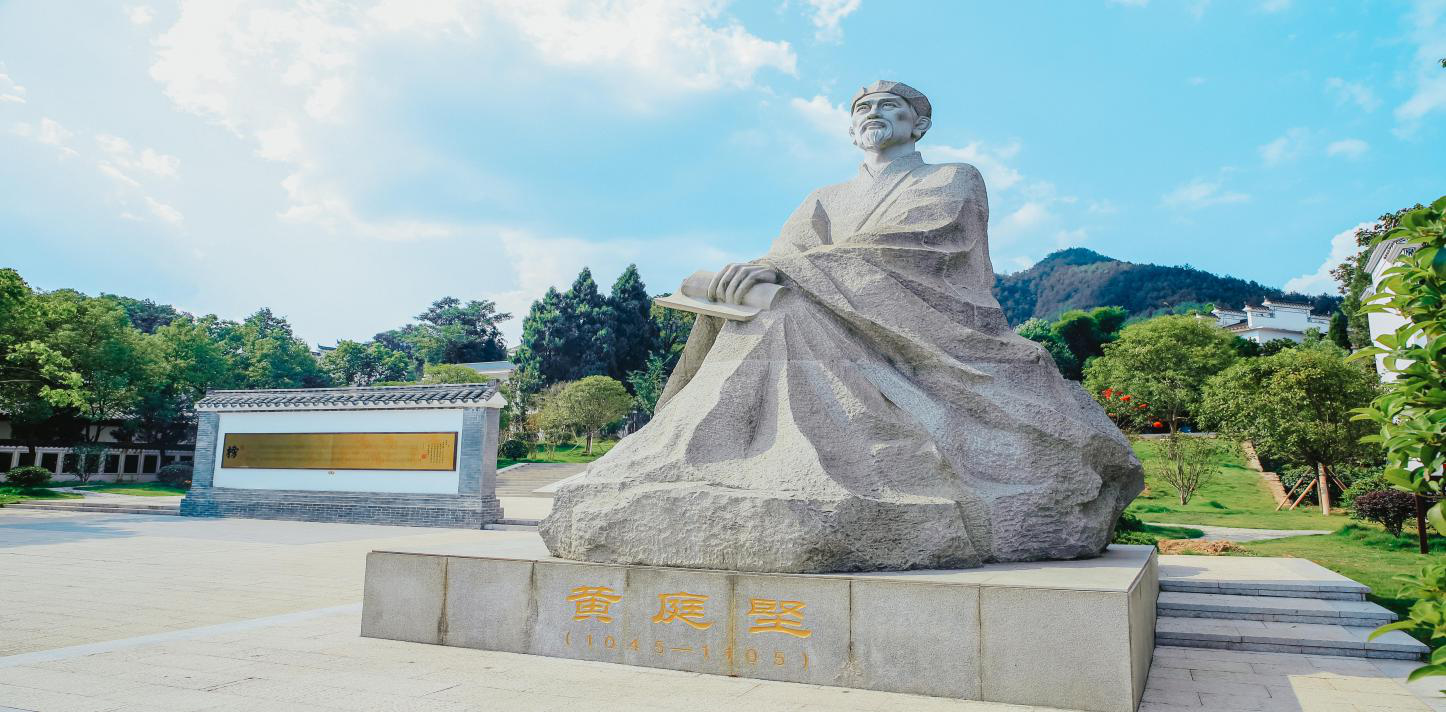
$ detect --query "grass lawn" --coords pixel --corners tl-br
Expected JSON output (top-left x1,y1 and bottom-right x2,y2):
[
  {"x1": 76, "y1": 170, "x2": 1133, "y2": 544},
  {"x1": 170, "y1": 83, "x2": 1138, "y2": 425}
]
[
  {"x1": 72, "y1": 482, "x2": 188, "y2": 496},
  {"x1": 1235, "y1": 524, "x2": 1445, "y2": 624},
  {"x1": 499, "y1": 439, "x2": 618, "y2": 469},
  {"x1": 1114, "y1": 520, "x2": 1205, "y2": 546},
  {"x1": 1126, "y1": 437, "x2": 1341, "y2": 530},
  {"x1": 0, "y1": 486, "x2": 83, "y2": 506}
]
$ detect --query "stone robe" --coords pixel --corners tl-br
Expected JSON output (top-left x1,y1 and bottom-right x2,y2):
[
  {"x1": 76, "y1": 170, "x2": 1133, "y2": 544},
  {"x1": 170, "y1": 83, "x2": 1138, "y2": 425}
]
[{"x1": 540, "y1": 152, "x2": 1143, "y2": 573}]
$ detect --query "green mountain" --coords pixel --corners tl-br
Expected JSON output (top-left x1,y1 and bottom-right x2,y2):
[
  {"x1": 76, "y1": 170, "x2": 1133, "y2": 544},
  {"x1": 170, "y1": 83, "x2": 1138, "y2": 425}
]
[{"x1": 993, "y1": 248, "x2": 1342, "y2": 326}]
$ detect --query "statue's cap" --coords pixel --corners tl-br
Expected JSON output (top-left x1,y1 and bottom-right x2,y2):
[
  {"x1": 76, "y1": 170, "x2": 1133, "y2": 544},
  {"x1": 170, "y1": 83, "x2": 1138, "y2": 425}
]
[{"x1": 851, "y1": 80, "x2": 931, "y2": 119}]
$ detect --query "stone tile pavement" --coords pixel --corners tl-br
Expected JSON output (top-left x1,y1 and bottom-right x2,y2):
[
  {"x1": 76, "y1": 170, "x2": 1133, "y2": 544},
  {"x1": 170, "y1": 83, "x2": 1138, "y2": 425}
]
[{"x1": 0, "y1": 508, "x2": 1440, "y2": 711}]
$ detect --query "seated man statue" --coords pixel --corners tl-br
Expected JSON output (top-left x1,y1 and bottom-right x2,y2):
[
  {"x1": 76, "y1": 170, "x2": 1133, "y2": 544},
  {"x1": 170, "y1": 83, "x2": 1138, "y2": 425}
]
[{"x1": 541, "y1": 80, "x2": 1143, "y2": 574}]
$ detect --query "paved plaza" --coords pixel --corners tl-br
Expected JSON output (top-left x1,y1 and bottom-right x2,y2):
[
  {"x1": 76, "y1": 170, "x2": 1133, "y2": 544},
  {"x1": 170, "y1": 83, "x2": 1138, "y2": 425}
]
[{"x1": 1, "y1": 508, "x2": 1442, "y2": 711}]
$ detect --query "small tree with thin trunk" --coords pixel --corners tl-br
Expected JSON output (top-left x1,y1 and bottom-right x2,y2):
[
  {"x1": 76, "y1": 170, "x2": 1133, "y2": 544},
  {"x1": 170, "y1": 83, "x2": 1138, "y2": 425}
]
[
  {"x1": 1198, "y1": 342, "x2": 1378, "y2": 515},
  {"x1": 1148, "y1": 433, "x2": 1231, "y2": 505},
  {"x1": 540, "y1": 376, "x2": 632, "y2": 455}
]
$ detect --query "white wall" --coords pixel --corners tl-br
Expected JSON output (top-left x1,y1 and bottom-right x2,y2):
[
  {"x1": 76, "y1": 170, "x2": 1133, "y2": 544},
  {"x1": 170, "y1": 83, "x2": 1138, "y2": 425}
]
[{"x1": 212, "y1": 409, "x2": 464, "y2": 494}]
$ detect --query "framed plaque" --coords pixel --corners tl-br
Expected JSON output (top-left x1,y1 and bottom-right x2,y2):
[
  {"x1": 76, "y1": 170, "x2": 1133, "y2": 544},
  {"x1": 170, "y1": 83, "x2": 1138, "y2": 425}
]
[{"x1": 219, "y1": 432, "x2": 458, "y2": 471}]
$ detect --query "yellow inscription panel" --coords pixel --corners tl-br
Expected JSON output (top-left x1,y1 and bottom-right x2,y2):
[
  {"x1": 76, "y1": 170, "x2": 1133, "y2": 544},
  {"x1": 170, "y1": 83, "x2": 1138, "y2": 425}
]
[{"x1": 220, "y1": 432, "x2": 457, "y2": 471}]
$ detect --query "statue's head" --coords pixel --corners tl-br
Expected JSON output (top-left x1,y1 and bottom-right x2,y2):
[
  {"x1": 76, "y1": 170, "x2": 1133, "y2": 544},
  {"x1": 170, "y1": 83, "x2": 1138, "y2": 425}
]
[{"x1": 849, "y1": 80, "x2": 932, "y2": 153}]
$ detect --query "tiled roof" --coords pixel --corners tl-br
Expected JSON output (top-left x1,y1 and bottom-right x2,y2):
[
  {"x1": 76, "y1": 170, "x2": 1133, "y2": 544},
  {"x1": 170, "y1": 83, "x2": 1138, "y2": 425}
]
[{"x1": 197, "y1": 383, "x2": 500, "y2": 411}]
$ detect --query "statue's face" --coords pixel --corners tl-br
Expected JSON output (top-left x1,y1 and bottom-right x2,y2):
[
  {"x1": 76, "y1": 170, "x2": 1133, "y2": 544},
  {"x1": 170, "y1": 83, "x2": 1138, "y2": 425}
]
[{"x1": 849, "y1": 92, "x2": 927, "y2": 151}]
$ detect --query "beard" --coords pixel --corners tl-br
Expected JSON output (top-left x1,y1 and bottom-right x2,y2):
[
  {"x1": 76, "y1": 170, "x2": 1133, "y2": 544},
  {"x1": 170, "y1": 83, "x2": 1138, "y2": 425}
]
[{"x1": 855, "y1": 123, "x2": 892, "y2": 150}]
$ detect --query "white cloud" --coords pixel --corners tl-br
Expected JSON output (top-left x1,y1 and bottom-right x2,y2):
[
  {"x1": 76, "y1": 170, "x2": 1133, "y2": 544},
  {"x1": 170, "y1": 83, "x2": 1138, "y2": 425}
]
[
  {"x1": 1186, "y1": 76, "x2": 1207, "y2": 86},
  {"x1": 0, "y1": 72, "x2": 26, "y2": 104},
  {"x1": 14, "y1": 117, "x2": 79, "y2": 158},
  {"x1": 1395, "y1": 0, "x2": 1446, "y2": 133},
  {"x1": 1325, "y1": 138, "x2": 1369, "y2": 159},
  {"x1": 1259, "y1": 0, "x2": 1291, "y2": 12},
  {"x1": 790, "y1": 94, "x2": 849, "y2": 142},
  {"x1": 804, "y1": 0, "x2": 861, "y2": 42},
  {"x1": 126, "y1": 5, "x2": 154, "y2": 25},
  {"x1": 147, "y1": 0, "x2": 797, "y2": 241},
  {"x1": 1259, "y1": 127, "x2": 1308, "y2": 166},
  {"x1": 495, "y1": 1, "x2": 796, "y2": 92},
  {"x1": 1324, "y1": 77, "x2": 1380, "y2": 112},
  {"x1": 1284, "y1": 222, "x2": 1374, "y2": 294},
  {"x1": 145, "y1": 196, "x2": 185, "y2": 225},
  {"x1": 924, "y1": 140, "x2": 1023, "y2": 193},
  {"x1": 95, "y1": 134, "x2": 180, "y2": 177},
  {"x1": 1161, "y1": 178, "x2": 1248, "y2": 209},
  {"x1": 97, "y1": 162, "x2": 141, "y2": 188}
]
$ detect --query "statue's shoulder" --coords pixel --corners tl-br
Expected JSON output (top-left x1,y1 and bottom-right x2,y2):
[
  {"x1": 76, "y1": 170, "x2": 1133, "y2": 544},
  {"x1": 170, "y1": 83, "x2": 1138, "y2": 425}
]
[{"x1": 918, "y1": 160, "x2": 985, "y2": 189}]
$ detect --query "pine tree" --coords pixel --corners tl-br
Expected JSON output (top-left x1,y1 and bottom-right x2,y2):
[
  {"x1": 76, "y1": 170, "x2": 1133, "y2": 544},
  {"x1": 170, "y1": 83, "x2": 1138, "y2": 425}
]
[
  {"x1": 1328, "y1": 311, "x2": 1351, "y2": 350},
  {"x1": 607, "y1": 264, "x2": 658, "y2": 386},
  {"x1": 516, "y1": 287, "x2": 567, "y2": 387},
  {"x1": 559, "y1": 268, "x2": 612, "y2": 381}
]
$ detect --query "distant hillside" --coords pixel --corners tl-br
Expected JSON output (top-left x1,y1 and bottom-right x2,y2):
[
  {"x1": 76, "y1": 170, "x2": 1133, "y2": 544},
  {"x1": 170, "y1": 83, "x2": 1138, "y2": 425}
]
[{"x1": 993, "y1": 248, "x2": 1341, "y2": 326}]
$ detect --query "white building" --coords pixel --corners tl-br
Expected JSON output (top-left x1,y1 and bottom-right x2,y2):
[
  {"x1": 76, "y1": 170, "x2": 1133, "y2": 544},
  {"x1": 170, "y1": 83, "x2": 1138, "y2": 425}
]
[
  {"x1": 1362, "y1": 237, "x2": 1417, "y2": 381},
  {"x1": 1211, "y1": 300, "x2": 1331, "y2": 344}
]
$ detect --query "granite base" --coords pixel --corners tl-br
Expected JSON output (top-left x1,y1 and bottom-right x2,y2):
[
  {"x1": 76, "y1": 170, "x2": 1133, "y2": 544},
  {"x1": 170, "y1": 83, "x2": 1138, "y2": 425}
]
[{"x1": 360, "y1": 538, "x2": 1157, "y2": 712}]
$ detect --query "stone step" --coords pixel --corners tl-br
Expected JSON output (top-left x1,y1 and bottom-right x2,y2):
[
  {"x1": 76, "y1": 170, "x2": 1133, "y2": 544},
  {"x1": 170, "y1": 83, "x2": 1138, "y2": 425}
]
[
  {"x1": 7, "y1": 502, "x2": 179, "y2": 515},
  {"x1": 1160, "y1": 573, "x2": 1367, "y2": 601},
  {"x1": 483, "y1": 523, "x2": 540, "y2": 531},
  {"x1": 1158, "y1": 591, "x2": 1395, "y2": 627},
  {"x1": 1155, "y1": 615, "x2": 1426, "y2": 660}
]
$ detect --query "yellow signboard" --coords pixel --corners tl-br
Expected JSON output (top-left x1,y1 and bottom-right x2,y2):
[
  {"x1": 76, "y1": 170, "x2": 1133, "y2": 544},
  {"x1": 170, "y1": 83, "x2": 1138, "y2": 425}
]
[{"x1": 219, "y1": 432, "x2": 457, "y2": 471}]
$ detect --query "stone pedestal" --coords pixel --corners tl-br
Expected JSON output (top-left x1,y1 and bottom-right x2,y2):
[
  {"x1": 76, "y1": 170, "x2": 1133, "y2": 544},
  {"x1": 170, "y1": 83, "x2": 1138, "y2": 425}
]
[{"x1": 361, "y1": 537, "x2": 1157, "y2": 712}]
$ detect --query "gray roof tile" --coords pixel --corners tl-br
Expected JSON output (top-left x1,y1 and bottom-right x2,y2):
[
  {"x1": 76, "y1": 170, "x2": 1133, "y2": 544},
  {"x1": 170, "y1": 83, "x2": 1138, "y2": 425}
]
[{"x1": 197, "y1": 383, "x2": 499, "y2": 411}]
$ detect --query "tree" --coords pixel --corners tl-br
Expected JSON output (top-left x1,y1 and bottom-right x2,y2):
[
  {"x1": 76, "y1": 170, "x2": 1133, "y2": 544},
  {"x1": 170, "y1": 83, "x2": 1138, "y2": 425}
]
[
  {"x1": 1352, "y1": 196, "x2": 1446, "y2": 541},
  {"x1": 1149, "y1": 434, "x2": 1232, "y2": 505},
  {"x1": 1332, "y1": 204, "x2": 1425, "y2": 351},
  {"x1": 517, "y1": 269, "x2": 618, "y2": 390},
  {"x1": 1083, "y1": 315, "x2": 1239, "y2": 433},
  {"x1": 1328, "y1": 311, "x2": 1351, "y2": 349},
  {"x1": 38, "y1": 291, "x2": 150, "y2": 443},
  {"x1": 1198, "y1": 343, "x2": 1379, "y2": 514},
  {"x1": 106, "y1": 295, "x2": 184, "y2": 334},
  {"x1": 651, "y1": 302, "x2": 696, "y2": 372},
  {"x1": 121, "y1": 318, "x2": 234, "y2": 461},
  {"x1": 0, "y1": 270, "x2": 83, "y2": 453},
  {"x1": 410, "y1": 297, "x2": 511, "y2": 364},
  {"x1": 1015, "y1": 307, "x2": 1125, "y2": 380},
  {"x1": 607, "y1": 264, "x2": 658, "y2": 385},
  {"x1": 420, "y1": 363, "x2": 491, "y2": 384},
  {"x1": 627, "y1": 354, "x2": 668, "y2": 415},
  {"x1": 218, "y1": 309, "x2": 329, "y2": 389},
  {"x1": 322, "y1": 340, "x2": 413, "y2": 386},
  {"x1": 540, "y1": 376, "x2": 632, "y2": 454}
]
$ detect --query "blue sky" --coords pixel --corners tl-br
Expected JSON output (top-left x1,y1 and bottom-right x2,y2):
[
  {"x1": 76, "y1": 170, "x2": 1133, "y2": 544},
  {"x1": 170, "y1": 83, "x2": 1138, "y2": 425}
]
[{"x1": 1, "y1": 0, "x2": 1442, "y2": 346}]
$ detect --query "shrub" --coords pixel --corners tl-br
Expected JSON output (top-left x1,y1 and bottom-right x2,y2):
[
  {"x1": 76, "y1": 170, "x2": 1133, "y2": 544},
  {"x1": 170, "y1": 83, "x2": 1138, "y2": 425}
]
[
  {"x1": 499, "y1": 439, "x2": 530, "y2": 460},
  {"x1": 1350, "y1": 489, "x2": 1417, "y2": 537},
  {"x1": 156, "y1": 463, "x2": 192, "y2": 487},
  {"x1": 1342, "y1": 472, "x2": 1389, "y2": 508},
  {"x1": 4, "y1": 466, "x2": 51, "y2": 488}
]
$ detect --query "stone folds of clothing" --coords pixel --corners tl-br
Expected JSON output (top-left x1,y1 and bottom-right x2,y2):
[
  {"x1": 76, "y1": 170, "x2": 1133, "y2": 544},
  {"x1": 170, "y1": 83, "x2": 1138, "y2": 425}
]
[{"x1": 540, "y1": 152, "x2": 1143, "y2": 573}]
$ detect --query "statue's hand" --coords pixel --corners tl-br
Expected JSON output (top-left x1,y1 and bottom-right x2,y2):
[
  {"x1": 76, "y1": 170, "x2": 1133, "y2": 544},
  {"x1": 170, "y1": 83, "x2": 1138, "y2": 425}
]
[{"x1": 708, "y1": 262, "x2": 779, "y2": 305}]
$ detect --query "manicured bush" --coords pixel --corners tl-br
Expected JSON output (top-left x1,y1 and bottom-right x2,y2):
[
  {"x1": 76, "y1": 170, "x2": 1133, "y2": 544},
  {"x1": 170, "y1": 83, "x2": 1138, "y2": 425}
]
[
  {"x1": 156, "y1": 463, "x2": 193, "y2": 487},
  {"x1": 1351, "y1": 490, "x2": 1417, "y2": 537},
  {"x1": 1342, "y1": 472, "x2": 1389, "y2": 508},
  {"x1": 499, "y1": 439, "x2": 530, "y2": 460},
  {"x1": 4, "y1": 466, "x2": 51, "y2": 488}
]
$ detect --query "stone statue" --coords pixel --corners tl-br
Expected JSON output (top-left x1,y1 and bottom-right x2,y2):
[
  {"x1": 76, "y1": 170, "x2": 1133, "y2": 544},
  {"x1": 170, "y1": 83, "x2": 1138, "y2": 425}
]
[{"x1": 540, "y1": 81, "x2": 1143, "y2": 574}]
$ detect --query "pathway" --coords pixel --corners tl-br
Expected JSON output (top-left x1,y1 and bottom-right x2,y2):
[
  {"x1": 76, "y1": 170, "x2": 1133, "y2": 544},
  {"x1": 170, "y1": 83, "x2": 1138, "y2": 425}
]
[
  {"x1": 1147, "y1": 522, "x2": 1332, "y2": 542},
  {"x1": 0, "y1": 508, "x2": 1439, "y2": 711}
]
